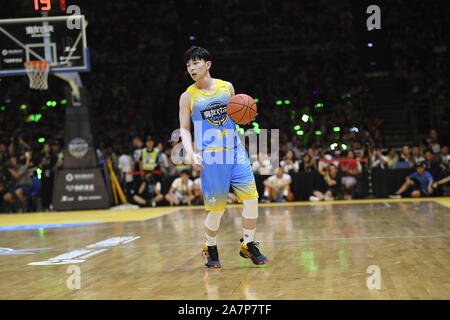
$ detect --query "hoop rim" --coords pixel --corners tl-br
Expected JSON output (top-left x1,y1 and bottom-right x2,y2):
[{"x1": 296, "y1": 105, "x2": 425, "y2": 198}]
[{"x1": 24, "y1": 60, "x2": 50, "y2": 72}]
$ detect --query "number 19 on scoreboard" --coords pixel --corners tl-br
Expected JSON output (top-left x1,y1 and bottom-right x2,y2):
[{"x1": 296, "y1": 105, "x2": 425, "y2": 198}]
[{"x1": 34, "y1": 0, "x2": 67, "y2": 12}]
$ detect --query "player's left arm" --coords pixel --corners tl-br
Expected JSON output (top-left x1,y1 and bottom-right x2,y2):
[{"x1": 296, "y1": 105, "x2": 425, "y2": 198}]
[{"x1": 226, "y1": 82, "x2": 235, "y2": 97}]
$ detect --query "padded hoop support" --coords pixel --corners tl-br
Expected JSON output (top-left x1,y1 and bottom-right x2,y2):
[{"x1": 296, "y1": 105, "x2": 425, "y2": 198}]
[{"x1": 54, "y1": 72, "x2": 83, "y2": 104}]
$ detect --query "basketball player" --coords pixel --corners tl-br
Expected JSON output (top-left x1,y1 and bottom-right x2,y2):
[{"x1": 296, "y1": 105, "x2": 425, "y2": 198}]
[{"x1": 178, "y1": 46, "x2": 268, "y2": 268}]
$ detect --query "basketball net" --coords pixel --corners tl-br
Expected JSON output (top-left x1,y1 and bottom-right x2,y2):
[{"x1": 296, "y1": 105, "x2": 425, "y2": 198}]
[{"x1": 24, "y1": 61, "x2": 50, "y2": 90}]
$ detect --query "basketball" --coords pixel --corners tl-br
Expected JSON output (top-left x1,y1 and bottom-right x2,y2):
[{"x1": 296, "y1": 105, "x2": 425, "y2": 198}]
[{"x1": 227, "y1": 94, "x2": 258, "y2": 125}]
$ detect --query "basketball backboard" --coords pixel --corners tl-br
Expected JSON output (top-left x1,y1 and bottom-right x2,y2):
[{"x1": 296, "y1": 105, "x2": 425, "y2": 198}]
[{"x1": 0, "y1": 15, "x2": 89, "y2": 77}]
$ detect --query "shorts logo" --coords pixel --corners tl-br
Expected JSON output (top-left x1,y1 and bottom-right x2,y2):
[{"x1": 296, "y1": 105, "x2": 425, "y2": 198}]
[
  {"x1": 201, "y1": 102, "x2": 228, "y2": 126},
  {"x1": 208, "y1": 197, "x2": 217, "y2": 206}
]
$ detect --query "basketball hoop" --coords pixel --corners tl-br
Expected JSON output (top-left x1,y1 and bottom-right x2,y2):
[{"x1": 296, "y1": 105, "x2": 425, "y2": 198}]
[{"x1": 24, "y1": 60, "x2": 50, "y2": 90}]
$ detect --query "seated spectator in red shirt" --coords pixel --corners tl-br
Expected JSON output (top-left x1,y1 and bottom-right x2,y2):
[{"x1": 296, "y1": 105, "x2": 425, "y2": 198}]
[{"x1": 338, "y1": 150, "x2": 361, "y2": 200}]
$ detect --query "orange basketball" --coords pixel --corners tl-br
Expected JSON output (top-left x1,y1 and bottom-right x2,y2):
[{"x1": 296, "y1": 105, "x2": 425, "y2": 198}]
[{"x1": 227, "y1": 94, "x2": 258, "y2": 125}]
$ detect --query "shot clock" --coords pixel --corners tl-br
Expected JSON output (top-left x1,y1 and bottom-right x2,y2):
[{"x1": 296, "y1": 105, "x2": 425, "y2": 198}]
[{"x1": 33, "y1": 0, "x2": 68, "y2": 12}]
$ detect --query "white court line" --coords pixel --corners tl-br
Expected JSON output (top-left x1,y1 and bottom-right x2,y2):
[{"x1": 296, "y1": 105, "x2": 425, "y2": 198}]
[
  {"x1": 23, "y1": 233, "x2": 450, "y2": 253},
  {"x1": 111, "y1": 234, "x2": 450, "y2": 249}
]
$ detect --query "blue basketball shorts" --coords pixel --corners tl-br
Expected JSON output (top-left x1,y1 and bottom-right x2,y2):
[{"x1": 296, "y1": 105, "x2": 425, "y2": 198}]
[{"x1": 199, "y1": 144, "x2": 259, "y2": 212}]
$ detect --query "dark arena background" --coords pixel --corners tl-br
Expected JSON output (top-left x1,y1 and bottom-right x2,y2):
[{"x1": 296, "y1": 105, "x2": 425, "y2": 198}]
[{"x1": 0, "y1": 0, "x2": 450, "y2": 307}]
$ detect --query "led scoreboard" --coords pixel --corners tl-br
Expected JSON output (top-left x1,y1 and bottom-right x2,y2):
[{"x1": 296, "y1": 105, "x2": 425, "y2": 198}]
[{"x1": 33, "y1": 0, "x2": 69, "y2": 12}]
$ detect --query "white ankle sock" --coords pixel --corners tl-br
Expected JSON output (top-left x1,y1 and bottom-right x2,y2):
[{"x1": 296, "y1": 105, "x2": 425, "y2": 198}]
[
  {"x1": 205, "y1": 233, "x2": 217, "y2": 246},
  {"x1": 243, "y1": 228, "x2": 256, "y2": 245}
]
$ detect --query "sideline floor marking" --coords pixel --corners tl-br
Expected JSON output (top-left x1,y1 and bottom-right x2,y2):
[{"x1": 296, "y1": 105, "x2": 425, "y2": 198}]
[{"x1": 0, "y1": 197, "x2": 448, "y2": 227}]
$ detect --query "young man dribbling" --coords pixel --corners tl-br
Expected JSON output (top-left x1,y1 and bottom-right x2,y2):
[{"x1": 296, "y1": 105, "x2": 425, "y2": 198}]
[{"x1": 178, "y1": 46, "x2": 268, "y2": 268}]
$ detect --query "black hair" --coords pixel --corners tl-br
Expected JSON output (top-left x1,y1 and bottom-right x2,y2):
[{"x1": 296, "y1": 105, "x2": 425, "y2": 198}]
[
  {"x1": 184, "y1": 46, "x2": 211, "y2": 63},
  {"x1": 180, "y1": 169, "x2": 191, "y2": 176}
]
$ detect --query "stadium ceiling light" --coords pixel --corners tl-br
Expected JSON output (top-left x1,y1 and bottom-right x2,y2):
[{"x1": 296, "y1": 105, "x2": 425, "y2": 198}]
[{"x1": 302, "y1": 114, "x2": 309, "y2": 122}]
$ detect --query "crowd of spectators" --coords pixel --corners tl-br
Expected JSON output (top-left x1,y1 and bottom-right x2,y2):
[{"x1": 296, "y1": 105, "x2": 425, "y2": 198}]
[{"x1": 1, "y1": 128, "x2": 449, "y2": 213}]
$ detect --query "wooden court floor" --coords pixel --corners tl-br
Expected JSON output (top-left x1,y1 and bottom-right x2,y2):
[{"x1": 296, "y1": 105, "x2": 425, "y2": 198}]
[{"x1": 0, "y1": 198, "x2": 450, "y2": 300}]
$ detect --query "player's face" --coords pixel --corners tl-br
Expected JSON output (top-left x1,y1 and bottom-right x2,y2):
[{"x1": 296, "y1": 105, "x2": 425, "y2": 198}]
[{"x1": 186, "y1": 59, "x2": 211, "y2": 81}]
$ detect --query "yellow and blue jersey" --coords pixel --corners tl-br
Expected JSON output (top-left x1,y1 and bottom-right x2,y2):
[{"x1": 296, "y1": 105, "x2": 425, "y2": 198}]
[
  {"x1": 187, "y1": 78, "x2": 241, "y2": 152},
  {"x1": 185, "y1": 78, "x2": 258, "y2": 212}
]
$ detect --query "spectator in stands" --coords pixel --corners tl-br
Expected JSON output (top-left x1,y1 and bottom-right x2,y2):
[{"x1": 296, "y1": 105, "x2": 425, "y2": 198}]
[
  {"x1": 0, "y1": 141, "x2": 9, "y2": 166},
  {"x1": 397, "y1": 145, "x2": 414, "y2": 168},
  {"x1": 412, "y1": 145, "x2": 424, "y2": 164},
  {"x1": 39, "y1": 143, "x2": 57, "y2": 211},
  {"x1": 432, "y1": 161, "x2": 450, "y2": 195},
  {"x1": 140, "y1": 136, "x2": 162, "y2": 174},
  {"x1": 164, "y1": 143, "x2": 177, "y2": 176},
  {"x1": 425, "y1": 129, "x2": 442, "y2": 154},
  {"x1": 309, "y1": 164, "x2": 343, "y2": 201},
  {"x1": 318, "y1": 151, "x2": 336, "y2": 175},
  {"x1": 339, "y1": 150, "x2": 362, "y2": 200},
  {"x1": 117, "y1": 145, "x2": 134, "y2": 196},
  {"x1": 423, "y1": 149, "x2": 441, "y2": 179},
  {"x1": 165, "y1": 170, "x2": 194, "y2": 206},
  {"x1": 261, "y1": 167, "x2": 293, "y2": 203},
  {"x1": 0, "y1": 163, "x2": 8, "y2": 212},
  {"x1": 386, "y1": 148, "x2": 399, "y2": 169},
  {"x1": 352, "y1": 141, "x2": 366, "y2": 159},
  {"x1": 369, "y1": 146, "x2": 388, "y2": 169},
  {"x1": 131, "y1": 172, "x2": 163, "y2": 207},
  {"x1": 50, "y1": 141, "x2": 64, "y2": 168},
  {"x1": 389, "y1": 162, "x2": 434, "y2": 198},
  {"x1": 252, "y1": 151, "x2": 273, "y2": 175},
  {"x1": 280, "y1": 150, "x2": 299, "y2": 174},
  {"x1": 24, "y1": 148, "x2": 40, "y2": 178},
  {"x1": 300, "y1": 153, "x2": 317, "y2": 172},
  {"x1": 132, "y1": 136, "x2": 144, "y2": 164},
  {"x1": 131, "y1": 136, "x2": 144, "y2": 186},
  {"x1": 156, "y1": 141, "x2": 170, "y2": 175},
  {"x1": 440, "y1": 146, "x2": 450, "y2": 166},
  {"x1": 2, "y1": 155, "x2": 32, "y2": 212}
]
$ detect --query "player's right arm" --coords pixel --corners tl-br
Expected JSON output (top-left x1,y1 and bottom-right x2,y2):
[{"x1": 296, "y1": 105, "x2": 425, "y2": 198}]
[{"x1": 179, "y1": 91, "x2": 204, "y2": 171}]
